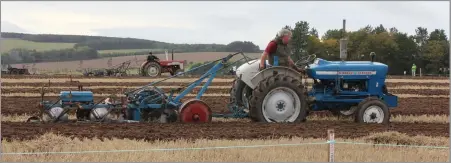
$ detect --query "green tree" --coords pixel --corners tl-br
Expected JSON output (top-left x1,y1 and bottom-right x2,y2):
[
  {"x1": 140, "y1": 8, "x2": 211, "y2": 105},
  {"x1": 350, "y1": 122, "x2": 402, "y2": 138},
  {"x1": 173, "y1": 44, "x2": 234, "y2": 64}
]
[
  {"x1": 322, "y1": 29, "x2": 342, "y2": 40},
  {"x1": 429, "y1": 29, "x2": 448, "y2": 41},
  {"x1": 309, "y1": 28, "x2": 319, "y2": 38},
  {"x1": 290, "y1": 21, "x2": 310, "y2": 61},
  {"x1": 373, "y1": 24, "x2": 387, "y2": 34}
]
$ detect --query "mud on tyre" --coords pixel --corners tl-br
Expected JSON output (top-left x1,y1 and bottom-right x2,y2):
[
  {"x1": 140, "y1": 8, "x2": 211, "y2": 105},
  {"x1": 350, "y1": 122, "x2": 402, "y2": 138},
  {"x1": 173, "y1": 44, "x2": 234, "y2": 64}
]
[{"x1": 249, "y1": 74, "x2": 307, "y2": 123}]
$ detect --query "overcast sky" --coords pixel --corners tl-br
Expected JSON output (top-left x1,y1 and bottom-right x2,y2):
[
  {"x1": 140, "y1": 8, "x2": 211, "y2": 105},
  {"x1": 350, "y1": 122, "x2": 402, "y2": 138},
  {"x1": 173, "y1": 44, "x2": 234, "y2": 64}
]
[{"x1": 1, "y1": 1, "x2": 449, "y2": 49}]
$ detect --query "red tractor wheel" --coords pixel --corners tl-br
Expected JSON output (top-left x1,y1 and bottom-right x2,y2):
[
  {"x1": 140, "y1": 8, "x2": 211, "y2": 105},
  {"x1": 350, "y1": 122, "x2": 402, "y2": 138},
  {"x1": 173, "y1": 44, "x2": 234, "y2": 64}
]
[{"x1": 179, "y1": 99, "x2": 212, "y2": 123}]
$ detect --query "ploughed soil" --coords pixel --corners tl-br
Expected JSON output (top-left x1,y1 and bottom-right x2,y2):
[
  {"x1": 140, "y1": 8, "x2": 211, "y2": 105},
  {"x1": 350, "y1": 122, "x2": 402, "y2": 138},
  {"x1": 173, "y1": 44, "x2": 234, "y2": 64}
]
[
  {"x1": 1, "y1": 74, "x2": 237, "y2": 79},
  {"x1": 3, "y1": 74, "x2": 448, "y2": 80},
  {"x1": 2, "y1": 82, "x2": 449, "y2": 88},
  {"x1": 1, "y1": 121, "x2": 448, "y2": 142},
  {"x1": 1, "y1": 82, "x2": 234, "y2": 87},
  {"x1": 2, "y1": 97, "x2": 448, "y2": 116},
  {"x1": 3, "y1": 87, "x2": 448, "y2": 95}
]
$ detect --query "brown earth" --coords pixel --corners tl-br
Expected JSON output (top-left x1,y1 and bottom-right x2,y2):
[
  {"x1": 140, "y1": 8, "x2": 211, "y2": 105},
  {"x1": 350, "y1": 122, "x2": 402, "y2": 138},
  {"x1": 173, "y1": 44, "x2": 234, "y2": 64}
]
[
  {"x1": 1, "y1": 87, "x2": 449, "y2": 96},
  {"x1": 1, "y1": 74, "x2": 237, "y2": 79},
  {"x1": 386, "y1": 83, "x2": 449, "y2": 87},
  {"x1": 1, "y1": 121, "x2": 448, "y2": 142},
  {"x1": 1, "y1": 87, "x2": 232, "y2": 95},
  {"x1": 1, "y1": 97, "x2": 448, "y2": 116},
  {"x1": 1, "y1": 82, "x2": 234, "y2": 87},
  {"x1": 3, "y1": 74, "x2": 448, "y2": 79},
  {"x1": 389, "y1": 89, "x2": 449, "y2": 95},
  {"x1": 2, "y1": 81, "x2": 449, "y2": 88}
]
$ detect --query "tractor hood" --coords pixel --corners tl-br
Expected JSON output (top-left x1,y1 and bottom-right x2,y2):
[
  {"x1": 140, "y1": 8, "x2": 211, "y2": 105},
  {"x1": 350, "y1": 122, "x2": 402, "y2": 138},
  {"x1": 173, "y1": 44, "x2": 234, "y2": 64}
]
[{"x1": 306, "y1": 58, "x2": 388, "y2": 79}]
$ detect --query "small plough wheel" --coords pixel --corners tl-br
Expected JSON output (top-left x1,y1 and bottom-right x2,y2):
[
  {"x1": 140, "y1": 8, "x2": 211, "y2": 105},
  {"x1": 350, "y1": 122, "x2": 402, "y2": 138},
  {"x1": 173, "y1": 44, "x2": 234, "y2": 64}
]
[{"x1": 179, "y1": 99, "x2": 212, "y2": 123}]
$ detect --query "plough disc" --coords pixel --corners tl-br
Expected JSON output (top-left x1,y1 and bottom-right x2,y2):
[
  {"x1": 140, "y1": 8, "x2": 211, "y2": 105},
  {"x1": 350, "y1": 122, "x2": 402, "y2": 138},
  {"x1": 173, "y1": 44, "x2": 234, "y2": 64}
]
[
  {"x1": 27, "y1": 106, "x2": 69, "y2": 123},
  {"x1": 179, "y1": 99, "x2": 212, "y2": 123},
  {"x1": 89, "y1": 107, "x2": 114, "y2": 122}
]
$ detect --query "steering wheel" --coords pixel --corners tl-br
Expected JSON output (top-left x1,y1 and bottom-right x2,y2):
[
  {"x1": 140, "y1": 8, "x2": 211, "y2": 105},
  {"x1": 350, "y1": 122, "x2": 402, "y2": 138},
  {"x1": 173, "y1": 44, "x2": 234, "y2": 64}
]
[{"x1": 294, "y1": 54, "x2": 316, "y2": 68}]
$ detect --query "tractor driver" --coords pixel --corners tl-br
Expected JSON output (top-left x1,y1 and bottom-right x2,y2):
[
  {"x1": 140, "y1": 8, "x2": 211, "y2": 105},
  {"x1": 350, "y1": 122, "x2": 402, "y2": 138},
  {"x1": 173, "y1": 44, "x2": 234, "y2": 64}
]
[
  {"x1": 147, "y1": 52, "x2": 159, "y2": 62},
  {"x1": 258, "y1": 28, "x2": 303, "y2": 72}
]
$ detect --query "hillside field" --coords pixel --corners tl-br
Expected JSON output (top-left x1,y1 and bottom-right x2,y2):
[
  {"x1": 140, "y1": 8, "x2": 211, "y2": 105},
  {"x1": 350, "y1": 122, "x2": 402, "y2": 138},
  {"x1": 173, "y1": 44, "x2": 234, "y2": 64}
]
[
  {"x1": 97, "y1": 49, "x2": 164, "y2": 54},
  {"x1": 11, "y1": 52, "x2": 262, "y2": 72},
  {"x1": 0, "y1": 38, "x2": 76, "y2": 53}
]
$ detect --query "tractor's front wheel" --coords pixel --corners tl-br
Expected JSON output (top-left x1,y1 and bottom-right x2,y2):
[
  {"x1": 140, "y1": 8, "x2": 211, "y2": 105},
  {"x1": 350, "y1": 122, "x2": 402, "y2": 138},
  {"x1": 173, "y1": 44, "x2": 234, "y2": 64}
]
[
  {"x1": 249, "y1": 74, "x2": 307, "y2": 123},
  {"x1": 355, "y1": 98, "x2": 390, "y2": 124}
]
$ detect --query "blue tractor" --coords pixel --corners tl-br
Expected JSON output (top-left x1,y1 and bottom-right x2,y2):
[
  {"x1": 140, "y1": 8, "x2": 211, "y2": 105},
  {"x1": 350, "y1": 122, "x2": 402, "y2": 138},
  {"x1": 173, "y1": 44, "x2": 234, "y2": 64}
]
[
  {"x1": 230, "y1": 19, "x2": 397, "y2": 124},
  {"x1": 230, "y1": 50, "x2": 398, "y2": 124}
]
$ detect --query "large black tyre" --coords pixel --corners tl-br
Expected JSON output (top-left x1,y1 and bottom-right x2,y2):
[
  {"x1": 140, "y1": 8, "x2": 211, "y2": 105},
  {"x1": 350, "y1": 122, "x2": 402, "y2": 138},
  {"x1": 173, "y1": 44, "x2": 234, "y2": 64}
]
[
  {"x1": 354, "y1": 97, "x2": 390, "y2": 124},
  {"x1": 249, "y1": 74, "x2": 307, "y2": 123},
  {"x1": 141, "y1": 62, "x2": 161, "y2": 77},
  {"x1": 229, "y1": 78, "x2": 255, "y2": 121}
]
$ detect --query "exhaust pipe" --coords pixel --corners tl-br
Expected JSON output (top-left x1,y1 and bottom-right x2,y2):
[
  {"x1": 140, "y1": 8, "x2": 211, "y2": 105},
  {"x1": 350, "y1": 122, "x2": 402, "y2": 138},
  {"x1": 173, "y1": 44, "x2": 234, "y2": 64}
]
[{"x1": 340, "y1": 19, "x2": 348, "y2": 61}]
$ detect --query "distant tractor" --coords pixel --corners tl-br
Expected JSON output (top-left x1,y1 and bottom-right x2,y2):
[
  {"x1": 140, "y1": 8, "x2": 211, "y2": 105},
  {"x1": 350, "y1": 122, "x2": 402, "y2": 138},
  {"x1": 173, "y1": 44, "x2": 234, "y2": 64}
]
[
  {"x1": 140, "y1": 50, "x2": 186, "y2": 77},
  {"x1": 1, "y1": 64, "x2": 30, "y2": 75}
]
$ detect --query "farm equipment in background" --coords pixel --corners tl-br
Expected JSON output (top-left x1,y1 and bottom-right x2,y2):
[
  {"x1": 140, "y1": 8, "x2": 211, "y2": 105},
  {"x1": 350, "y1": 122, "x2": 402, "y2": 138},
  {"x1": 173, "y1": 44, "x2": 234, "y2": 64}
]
[
  {"x1": 1, "y1": 64, "x2": 30, "y2": 75},
  {"x1": 140, "y1": 50, "x2": 186, "y2": 77},
  {"x1": 82, "y1": 60, "x2": 132, "y2": 77},
  {"x1": 229, "y1": 19, "x2": 398, "y2": 124},
  {"x1": 27, "y1": 52, "x2": 253, "y2": 123}
]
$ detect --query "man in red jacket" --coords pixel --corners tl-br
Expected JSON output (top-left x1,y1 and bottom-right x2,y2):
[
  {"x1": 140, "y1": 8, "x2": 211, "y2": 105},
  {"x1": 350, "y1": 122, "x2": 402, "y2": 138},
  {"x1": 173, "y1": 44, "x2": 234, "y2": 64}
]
[{"x1": 259, "y1": 29, "x2": 302, "y2": 72}]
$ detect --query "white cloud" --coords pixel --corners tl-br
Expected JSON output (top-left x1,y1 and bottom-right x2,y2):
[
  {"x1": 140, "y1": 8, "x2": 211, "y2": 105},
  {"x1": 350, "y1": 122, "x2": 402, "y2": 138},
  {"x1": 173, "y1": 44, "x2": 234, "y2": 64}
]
[{"x1": 1, "y1": 1, "x2": 449, "y2": 49}]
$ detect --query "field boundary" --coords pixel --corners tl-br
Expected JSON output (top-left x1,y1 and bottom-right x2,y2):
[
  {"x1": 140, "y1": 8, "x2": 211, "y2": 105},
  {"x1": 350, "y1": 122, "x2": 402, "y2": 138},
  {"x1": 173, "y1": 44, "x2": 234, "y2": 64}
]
[{"x1": 1, "y1": 129, "x2": 448, "y2": 159}]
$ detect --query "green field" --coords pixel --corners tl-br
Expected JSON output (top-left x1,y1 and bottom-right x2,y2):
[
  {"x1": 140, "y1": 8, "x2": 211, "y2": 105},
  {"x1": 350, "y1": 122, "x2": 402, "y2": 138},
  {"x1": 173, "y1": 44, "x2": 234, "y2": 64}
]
[
  {"x1": 98, "y1": 49, "x2": 164, "y2": 54},
  {"x1": 0, "y1": 39, "x2": 75, "y2": 53}
]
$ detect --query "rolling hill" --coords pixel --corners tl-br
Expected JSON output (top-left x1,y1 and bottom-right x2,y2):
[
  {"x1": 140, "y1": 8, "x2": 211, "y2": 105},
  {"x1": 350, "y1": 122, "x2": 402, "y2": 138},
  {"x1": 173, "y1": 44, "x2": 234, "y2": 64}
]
[
  {"x1": 1, "y1": 38, "x2": 75, "y2": 53},
  {"x1": 1, "y1": 32, "x2": 261, "y2": 65}
]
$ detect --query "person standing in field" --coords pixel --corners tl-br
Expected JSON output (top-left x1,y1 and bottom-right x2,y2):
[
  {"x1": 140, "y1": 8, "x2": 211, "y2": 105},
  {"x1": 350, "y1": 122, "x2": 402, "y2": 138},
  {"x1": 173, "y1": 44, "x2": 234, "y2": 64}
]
[{"x1": 411, "y1": 63, "x2": 416, "y2": 77}]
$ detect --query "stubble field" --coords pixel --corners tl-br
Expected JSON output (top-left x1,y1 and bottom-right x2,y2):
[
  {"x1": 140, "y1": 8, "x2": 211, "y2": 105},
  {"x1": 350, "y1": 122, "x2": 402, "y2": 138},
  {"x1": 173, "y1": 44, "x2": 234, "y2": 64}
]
[{"x1": 1, "y1": 74, "x2": 449, "y2": 162}]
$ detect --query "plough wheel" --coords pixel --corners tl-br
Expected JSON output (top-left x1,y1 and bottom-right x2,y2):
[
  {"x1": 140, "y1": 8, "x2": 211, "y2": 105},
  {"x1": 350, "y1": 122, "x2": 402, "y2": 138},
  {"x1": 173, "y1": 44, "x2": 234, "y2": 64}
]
[{"x1": 179, "y1": 99, "x2": 212, "y2": 123}]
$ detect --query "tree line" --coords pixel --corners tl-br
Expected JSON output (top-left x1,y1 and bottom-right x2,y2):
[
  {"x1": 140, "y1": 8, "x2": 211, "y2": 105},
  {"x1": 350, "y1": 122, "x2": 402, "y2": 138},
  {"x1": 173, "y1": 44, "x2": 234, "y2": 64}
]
[
  {"x1": 2, "y1": 24, "x2": 449, "y2": 75},
  {"x1": 283, "y1": 22, "x2": 449, "y2": 75}
]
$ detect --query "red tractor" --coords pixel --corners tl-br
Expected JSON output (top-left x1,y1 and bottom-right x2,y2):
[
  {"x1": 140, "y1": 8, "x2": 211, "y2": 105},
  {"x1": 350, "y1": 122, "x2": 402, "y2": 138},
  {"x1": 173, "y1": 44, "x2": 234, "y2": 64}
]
[{"x1": 140, "y1": 50, "x2": 186, "y2": 77}]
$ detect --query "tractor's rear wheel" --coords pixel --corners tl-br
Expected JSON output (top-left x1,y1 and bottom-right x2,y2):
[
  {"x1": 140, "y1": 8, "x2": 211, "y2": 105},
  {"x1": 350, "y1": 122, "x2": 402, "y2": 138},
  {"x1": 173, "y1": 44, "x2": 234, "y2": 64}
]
[
  {"x1": 249, "y1": 74, "x2": 307, "y2": 123},
  {"x1": 144, "y1": 62, "x2": 161, "y2": 77},
  {"x1": 355, "y1": 98, "x2": 390, "y2": 124}
]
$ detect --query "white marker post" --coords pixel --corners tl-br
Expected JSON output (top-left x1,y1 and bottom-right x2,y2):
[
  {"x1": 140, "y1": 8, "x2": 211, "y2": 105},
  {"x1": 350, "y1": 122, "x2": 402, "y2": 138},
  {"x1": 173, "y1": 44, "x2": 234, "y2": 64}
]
[{"x1": 328, "y1": 129, "x2": 335, "y2": 162}]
